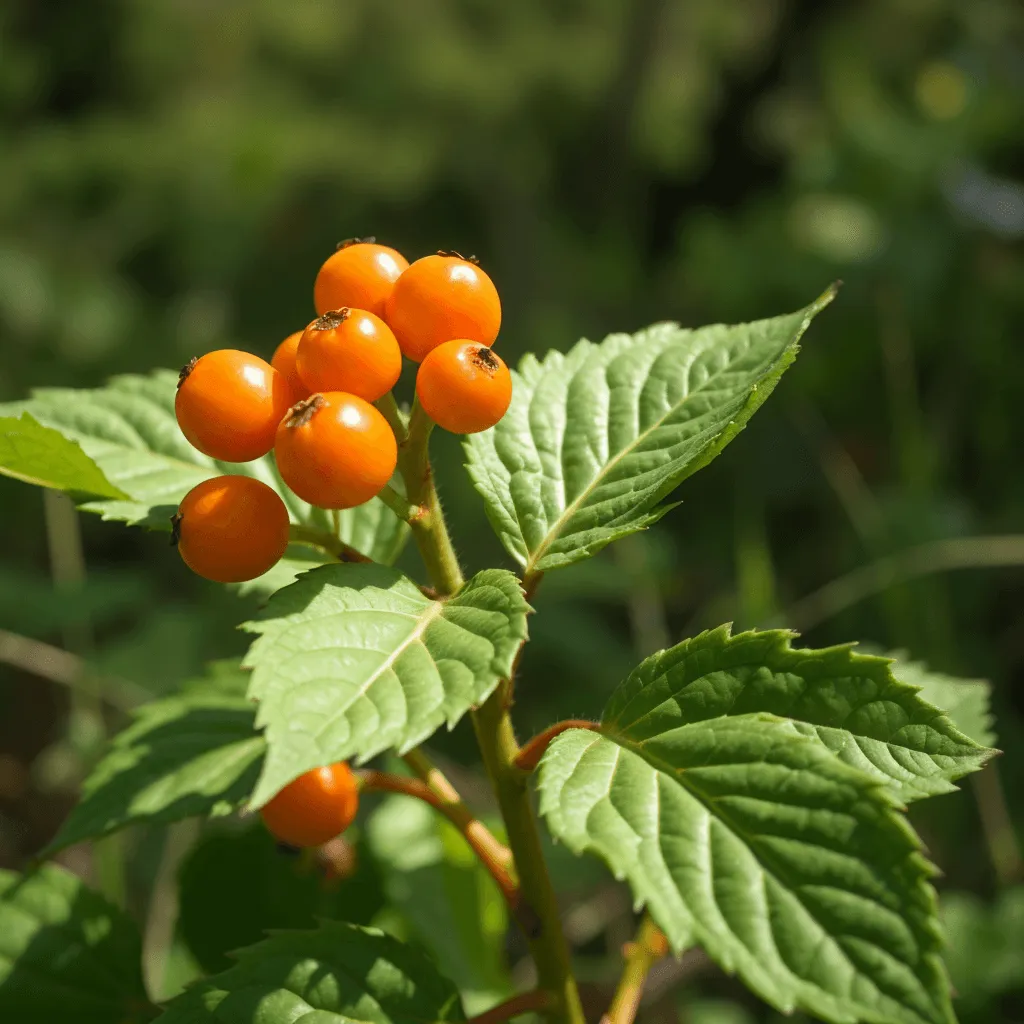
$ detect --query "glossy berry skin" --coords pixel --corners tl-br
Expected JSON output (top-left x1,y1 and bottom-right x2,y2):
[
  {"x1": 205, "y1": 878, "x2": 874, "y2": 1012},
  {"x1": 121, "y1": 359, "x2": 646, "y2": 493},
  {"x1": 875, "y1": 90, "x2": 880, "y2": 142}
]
[
  {"x1": 314, "y1": 241, "x2": 409, "y2": 319},
  {"x1": 416, "y1": 340, "x2": 512, "y2": 434},
  {"x1": 260, "y1": 762, "x2": 359, "y2": 848},
  {"x1": 274, "y1": 392, "x2": 397, "y2": 509},
  {"x1": 175, "y1": 350, "x2": 296, "y2": 462},
  {"x1": 271, "y1": 332, "x2": 310, "y2": 400},
  {"x1": 384, "y1": 253, "x2": 501, "y2": 362},
  {"x1": 174, "y1": 475, "x2": 290, "y2": 583},
  {"x1": 296, "y1": 309, "x2": 401, "y2": 402}
]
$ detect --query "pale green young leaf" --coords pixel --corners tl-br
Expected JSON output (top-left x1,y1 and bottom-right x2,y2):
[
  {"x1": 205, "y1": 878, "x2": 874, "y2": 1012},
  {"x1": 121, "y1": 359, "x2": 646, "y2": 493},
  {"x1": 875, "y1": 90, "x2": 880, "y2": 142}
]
[
  {"x1": 43, "y1": 662, "x2": 263, "y2": 854},
  {"x1": 0, "y1": 371, "x2": 408, "y2": 565},
  {"x1": 0, "y1": 412, "x2": 128, "y2": 499},
  {"x1": 605, "y1": 625, "x2": 993, "y2": 802},
  {"x1": 242, "y1": 565, "x2": 529, "y2": 807},
  {"x1": 158, "y1": 922, "x2": 464, "y2": 1024},
  {"x1": 538, "y1": 717, "x2": 954, "y2": 1024},
  {"x1": 0, "y1": 864, "x2": 155, "y2": 1023},
  {"x1": 885, "y1": 652, "x2": 997, "y2": 748},
  {"x1": 367, "y1": 793, "x2": 511, "y2": 1012},
  {"x1": 464, "y1": 287, "x2": 836, "y2": 574}
]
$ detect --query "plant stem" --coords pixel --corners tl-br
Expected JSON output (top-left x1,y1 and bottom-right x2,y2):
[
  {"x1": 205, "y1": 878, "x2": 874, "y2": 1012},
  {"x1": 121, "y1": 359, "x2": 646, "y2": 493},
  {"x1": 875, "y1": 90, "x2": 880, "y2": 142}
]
[
  {"x1": 402, "y1": 749, "x2": 514, "y2": 871},
  {"x1": 359, "y1": 769, "x2": 520, "y2": 909},
  {"x1": 467, "y1": 990, "x2": 555, "y2": 1024},
  {"x1": 375, "y1": 391, "x2": 409, "y2": 444},
  {"x1": 377, "y1": 482, "x2": 424, "y2": 523},
  {"x1": 971, "y1": 766, "x2": 1024, "y2": 886},
  {"x1": 473, "y1": 685, "x2": 585, "y2": 1024},
  {"x1": 601, "y1": 915, "x2": 669, "y2": 1024},
  {"x1": 396, "y1": 408, "x2": 582, "y2": 1024},
  {"x1": 288, "y1": 524, "x2": 371, "y2": 563}
]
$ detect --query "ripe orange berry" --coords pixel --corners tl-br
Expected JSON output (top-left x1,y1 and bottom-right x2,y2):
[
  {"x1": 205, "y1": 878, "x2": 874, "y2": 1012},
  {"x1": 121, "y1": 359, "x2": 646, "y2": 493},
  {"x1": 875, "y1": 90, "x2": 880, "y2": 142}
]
[
  {"x1": 173, "y1": 475, "x2": 290, "y2": 583},
  {"x1": 296, "y1": 308, "x2": 401, "y2": 402},
  {"x1": 175, "y1": 350, "x2": 296, "y2": 462},
  {"x1": 384, "y1": 252, "x2": 501, "y2": 362},
  {"x1": 416, "y1": 340, "x2": 512, "y2": 434},
  {"x1": 314, "y1": 239, "x2": 409, "y2": 319},
  {"x1": 260, "y1": 762, "x2": 359, "y2": 849},
  {"x1": 274, "y1": 392, "x2": 397, "y2": 509},
  {"x1": 271, "y1": 331, "x2": 310, "y2": 400}
]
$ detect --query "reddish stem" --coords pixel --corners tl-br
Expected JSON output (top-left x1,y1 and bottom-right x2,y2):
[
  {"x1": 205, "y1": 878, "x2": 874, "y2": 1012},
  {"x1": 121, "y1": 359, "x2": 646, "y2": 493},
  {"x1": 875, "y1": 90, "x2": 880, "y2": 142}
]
[
  {"x1": 514, "y1": 720, "x2": 601, "y2": 772},
  {"x1": 467, "y1": 990, "x2": 555, "y2": 1024}
]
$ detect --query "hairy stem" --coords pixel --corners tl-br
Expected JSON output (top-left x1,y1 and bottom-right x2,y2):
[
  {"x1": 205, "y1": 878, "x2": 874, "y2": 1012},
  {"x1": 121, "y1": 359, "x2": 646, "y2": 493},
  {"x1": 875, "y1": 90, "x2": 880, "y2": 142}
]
[
  {"x1": 397, "y1": 410, "x2": 582, "y2": 1024},
  {"x1": 288, "y1": 524, "x2": 371, "y2": 563},
  {"x1": 514, "y1": 720, "x2": 601, "y2": 773},
  {"x1": 601, "y1": 915, "x2": 669, "y2": 1024},
  {"x1": 359, "y1": 770, "x2": 519, "y2": 910},
  {"x1": 467, "y1": 990, "x2": 555, "y2": 1024}
]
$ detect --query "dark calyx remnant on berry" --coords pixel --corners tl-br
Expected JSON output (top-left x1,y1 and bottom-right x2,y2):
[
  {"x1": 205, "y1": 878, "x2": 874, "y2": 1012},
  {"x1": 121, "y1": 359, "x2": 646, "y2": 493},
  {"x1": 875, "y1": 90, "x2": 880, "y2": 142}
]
[
  {"x1": 336, "y1": 236, "x2": 375, "y2": 250},
  {"x1": 436, "y1": 249, "x2": 480, "y2": 265},
  {"x1": 471, "y1": 347, "x2": 500, "y2": 375},
  {"x1": 169, "y1": 512, "x2": 183, "y2": 546},
  {"x1": 315, "y1": 309, "x2": 350, "y2": 330},
  {"x1": 285, "y1": 393, "x2": 326, "y2": 428},
  {"x1": 177, "y1": 357, "x2": 198, "y2": 389}
]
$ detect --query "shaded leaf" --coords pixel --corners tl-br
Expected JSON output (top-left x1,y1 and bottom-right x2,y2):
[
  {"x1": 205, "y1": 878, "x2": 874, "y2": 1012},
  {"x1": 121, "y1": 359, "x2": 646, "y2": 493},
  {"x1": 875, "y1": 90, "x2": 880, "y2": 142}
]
[
  {"x1": 43, "y1": 662, "x2": 263, "y2": 854},
  {"x1": 605, "y1": 626, "x2": 992, "y2": 802},
  {"x1": 465, "y1": 288, "x2": 835, "y2": 574},
  {"x1": 242, "y1": 565, "x2": 529, "y2": 807},
  {"x1": 0, "y1": 864, "x2": 155, "y2": 1024},
  {"x1": 159, "y1": 922, "x2": 464, "y2": 1024},
  {"x1": 539, "y1": 717, "x2": 954, "y2": 1024},
  {"x1": 0, "y1": 412, "x2": 127, "y2": 499}
]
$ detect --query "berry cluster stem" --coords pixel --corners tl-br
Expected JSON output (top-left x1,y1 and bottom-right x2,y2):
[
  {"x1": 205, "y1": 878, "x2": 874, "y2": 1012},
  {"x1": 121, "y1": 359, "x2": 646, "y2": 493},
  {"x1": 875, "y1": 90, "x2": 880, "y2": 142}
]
[{"x1": 397, "y1": 407, "x2": 584, "y2": 1024}]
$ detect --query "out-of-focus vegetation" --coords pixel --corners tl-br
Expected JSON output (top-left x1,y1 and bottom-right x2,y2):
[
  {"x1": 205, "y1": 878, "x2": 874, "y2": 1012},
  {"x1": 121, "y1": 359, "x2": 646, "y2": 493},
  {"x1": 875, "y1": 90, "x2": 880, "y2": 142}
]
[{"x1": 1, "y1": 1, "x2": 1022, "y2": 1020}]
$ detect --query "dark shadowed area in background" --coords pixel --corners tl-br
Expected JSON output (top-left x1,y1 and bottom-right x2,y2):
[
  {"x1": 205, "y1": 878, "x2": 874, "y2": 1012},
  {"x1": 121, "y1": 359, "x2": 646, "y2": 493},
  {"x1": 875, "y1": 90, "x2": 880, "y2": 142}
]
[{"x1": 1, "y1": 2, "x2": 1022, "y2": 1021}]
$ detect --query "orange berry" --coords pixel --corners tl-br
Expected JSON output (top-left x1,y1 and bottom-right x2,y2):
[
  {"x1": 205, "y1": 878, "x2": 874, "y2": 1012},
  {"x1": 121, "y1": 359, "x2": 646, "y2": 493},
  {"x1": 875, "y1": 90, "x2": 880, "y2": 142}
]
[
  {"x1": 175, "y1": 350, "x2": 296, "y2": 462},
  {"x1": 271, "y1": 331, "x2": 310, "y2": 400},
  {"x1": 274, "y1": 392, "x2": 397, "y2": 509},
  {"x1": 296, "y1": 308, "x2": 401, "y2": 402},
  {"x1": 173, "y1": 475, "x2": 290, "y2": 583},
  {"x1": 314, "y1": 239, "x2": 409, "y2": 319},
  {"x1": 384, "y1": 252, "x2": 501, "y2": 362},
  {"x1": 260, "y1": 762, "x2": 359, "y2": 848},
  {"x1": 416, "y1": 340, "x2": 512, "y2": 434}
]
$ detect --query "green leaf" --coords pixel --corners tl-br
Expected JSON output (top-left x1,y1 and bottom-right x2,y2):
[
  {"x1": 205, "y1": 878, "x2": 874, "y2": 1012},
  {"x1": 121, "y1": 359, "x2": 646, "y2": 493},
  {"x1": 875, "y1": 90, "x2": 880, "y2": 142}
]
[
  {"x1": 464, "y1": 287, "x2": 836, "y2": 574},
  {"x1": 158, "y1": 922, "x2": 464, "y2": 1024},
  {"x1": 538, "y1": 717, "x2": 954, "y2": 1024},
  {"x1": 885, "y1": 653, "x2": 997, "y2": 748},
  {"x1": 177, "y1": 823, "x2": 385, "y2": 975},
  {"x1": 43, "y1": 662, "x2": 264, "y2": 854},
  {"x1": 367, "y1": 793, "x2": 511, "y2": 1012},
  {"x1": 0, "y1": 371, "x2": 409, "y2": 565},
  {"x1": 0, "y1": 864, "x2": 155, "y2": 1023},
  {"x1": 604, "y1": 625, "x2": 993, "y2": 803},
  {"x1": 0, "y1": 412, "x2": 128, "y2": 499},
  {"x1": 242, "y1": 565, "x2": 529, "y2": 807}
]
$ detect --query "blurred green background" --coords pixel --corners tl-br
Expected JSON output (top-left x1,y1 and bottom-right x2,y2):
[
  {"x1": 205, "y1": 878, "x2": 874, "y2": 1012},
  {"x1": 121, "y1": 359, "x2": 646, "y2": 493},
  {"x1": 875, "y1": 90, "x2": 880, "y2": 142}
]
[{"x1": 1, "y1": 1, "x2": 1022, "y2": 1021}]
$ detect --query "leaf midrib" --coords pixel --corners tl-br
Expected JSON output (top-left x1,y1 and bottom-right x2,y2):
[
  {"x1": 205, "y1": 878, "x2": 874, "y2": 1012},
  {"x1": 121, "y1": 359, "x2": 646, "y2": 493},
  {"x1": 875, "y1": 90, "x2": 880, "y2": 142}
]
[
  {"x1": 523, "y1": 334, "x2": 793, "y2": 574},
  {"x1": 582, "y1": 727, "x2": 943, "y2": 1024}
]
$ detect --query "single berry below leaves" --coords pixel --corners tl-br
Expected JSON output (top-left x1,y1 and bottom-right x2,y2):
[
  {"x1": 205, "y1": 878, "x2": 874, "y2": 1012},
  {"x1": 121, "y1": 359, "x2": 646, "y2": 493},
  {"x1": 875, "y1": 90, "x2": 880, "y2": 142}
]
[
  {"x1": 416, "y1": 339, "x2": 512, "y2": 433},
  {"x1": 314, "y1": 239, "x2": 409, "y2": 319},
  {"x1": 260, "y1": 762, "x2": 359, "y2": 848},
  {"x1": 271, "y1": 331, "x2": 311, "y2": 400},
  {"x1": 384, "y1": 252, "x2": 501, "y2": 362},
  {"x1": 274, "y1": 392, "x2": 397, "y2": 509},
  {"x1": 296, "y1": 308, "x2": 402, "y2": 402},
  {"x1": 173, "y1": 475, "x2": 290, "y2": 583},
  {"x1": 175, "y1": 349, "x2": 296, "y2": 462}
]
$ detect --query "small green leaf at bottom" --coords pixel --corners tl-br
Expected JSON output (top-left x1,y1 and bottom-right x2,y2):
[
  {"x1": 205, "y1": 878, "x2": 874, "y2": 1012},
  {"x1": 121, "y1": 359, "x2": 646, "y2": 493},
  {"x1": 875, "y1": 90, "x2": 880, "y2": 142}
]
[
  {"x1": 159, "y1": 922, "x2": 465, "y2": 1024},
  {"x1": 0, "y1": 864, "x2": 155, "y2": 1024}
]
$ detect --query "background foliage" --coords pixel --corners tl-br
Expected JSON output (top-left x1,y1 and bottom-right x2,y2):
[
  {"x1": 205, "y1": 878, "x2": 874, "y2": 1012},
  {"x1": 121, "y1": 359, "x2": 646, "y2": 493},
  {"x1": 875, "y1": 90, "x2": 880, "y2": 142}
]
[{"x1": 1, "y1": 1, "x2": 1022, "y2": 1021}]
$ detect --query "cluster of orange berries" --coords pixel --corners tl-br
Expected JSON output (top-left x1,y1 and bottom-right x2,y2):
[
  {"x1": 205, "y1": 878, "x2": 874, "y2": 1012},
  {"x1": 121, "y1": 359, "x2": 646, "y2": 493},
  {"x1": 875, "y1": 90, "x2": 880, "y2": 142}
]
[{"x1": 171, "y1": 240, "x2": 512, "y2": 584}]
